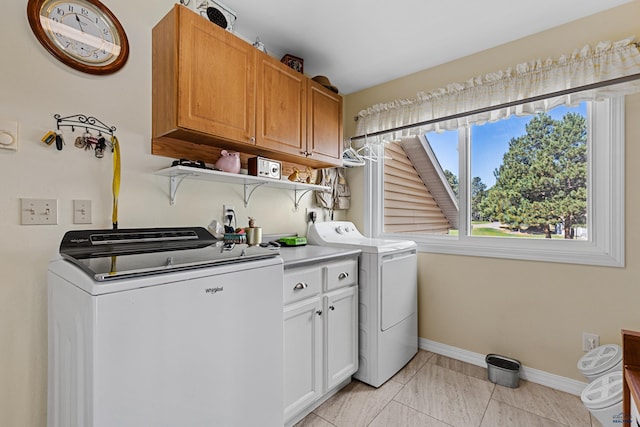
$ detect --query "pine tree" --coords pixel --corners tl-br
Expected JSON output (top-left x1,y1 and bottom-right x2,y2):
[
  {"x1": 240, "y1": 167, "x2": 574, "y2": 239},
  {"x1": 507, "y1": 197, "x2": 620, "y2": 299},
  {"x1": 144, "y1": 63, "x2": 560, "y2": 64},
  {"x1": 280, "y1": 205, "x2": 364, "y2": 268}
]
[{"x1": 480, "y1": 112, "x2": 587, "y2": 238}]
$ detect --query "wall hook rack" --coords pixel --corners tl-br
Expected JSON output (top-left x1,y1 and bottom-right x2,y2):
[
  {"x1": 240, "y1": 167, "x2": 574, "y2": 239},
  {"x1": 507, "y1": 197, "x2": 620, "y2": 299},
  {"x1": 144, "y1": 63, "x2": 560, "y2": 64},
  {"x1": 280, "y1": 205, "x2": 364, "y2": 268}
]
[{"x1": 54, "y1": 113, "x2": 117, "y2": 136}]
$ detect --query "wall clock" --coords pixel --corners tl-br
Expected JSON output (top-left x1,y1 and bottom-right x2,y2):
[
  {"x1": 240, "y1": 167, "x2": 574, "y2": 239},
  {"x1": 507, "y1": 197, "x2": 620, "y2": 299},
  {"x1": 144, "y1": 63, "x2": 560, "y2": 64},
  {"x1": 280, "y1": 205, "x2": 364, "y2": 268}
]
[{"x1": 27, "y1": 0, "x2": 129, "y2": 75}]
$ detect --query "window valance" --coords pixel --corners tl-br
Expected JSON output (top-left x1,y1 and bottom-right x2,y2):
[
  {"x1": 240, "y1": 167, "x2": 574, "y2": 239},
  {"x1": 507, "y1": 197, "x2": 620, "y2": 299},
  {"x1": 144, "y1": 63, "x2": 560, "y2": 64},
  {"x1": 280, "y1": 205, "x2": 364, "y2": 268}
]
[{"x1": 354, "y1": 37, "x2": 640, "y2": 140}]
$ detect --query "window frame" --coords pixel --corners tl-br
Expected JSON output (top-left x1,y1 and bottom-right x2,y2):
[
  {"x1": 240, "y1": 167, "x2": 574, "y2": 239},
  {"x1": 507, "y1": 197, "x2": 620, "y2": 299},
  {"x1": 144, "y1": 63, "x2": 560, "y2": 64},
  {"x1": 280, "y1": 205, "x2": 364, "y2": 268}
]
[{"x1": 364, "y1": 97, "x2": 625, "y2": 267}]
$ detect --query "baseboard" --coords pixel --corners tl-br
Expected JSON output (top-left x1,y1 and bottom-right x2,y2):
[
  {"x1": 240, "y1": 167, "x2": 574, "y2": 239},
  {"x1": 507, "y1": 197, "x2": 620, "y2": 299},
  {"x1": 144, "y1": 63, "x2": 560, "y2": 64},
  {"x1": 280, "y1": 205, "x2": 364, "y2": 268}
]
[{"x1": 419, "y1": 338, "x2": 588, "y2": 396}]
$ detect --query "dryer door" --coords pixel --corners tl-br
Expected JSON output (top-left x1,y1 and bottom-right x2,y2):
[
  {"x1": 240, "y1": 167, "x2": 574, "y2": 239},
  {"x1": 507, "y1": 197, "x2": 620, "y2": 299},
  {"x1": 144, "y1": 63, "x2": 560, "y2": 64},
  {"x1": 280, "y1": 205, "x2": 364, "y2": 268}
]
[{"x1": 380, "y1": 249, "x2": 417, "y2": 331}]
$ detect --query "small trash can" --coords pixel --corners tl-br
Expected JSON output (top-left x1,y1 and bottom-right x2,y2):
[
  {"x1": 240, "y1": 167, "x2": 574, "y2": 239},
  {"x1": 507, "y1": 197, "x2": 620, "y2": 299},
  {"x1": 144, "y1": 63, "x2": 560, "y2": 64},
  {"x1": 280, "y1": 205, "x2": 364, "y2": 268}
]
[{"x1": 486, "y1": 354, "x2": 521, "y2": 388}]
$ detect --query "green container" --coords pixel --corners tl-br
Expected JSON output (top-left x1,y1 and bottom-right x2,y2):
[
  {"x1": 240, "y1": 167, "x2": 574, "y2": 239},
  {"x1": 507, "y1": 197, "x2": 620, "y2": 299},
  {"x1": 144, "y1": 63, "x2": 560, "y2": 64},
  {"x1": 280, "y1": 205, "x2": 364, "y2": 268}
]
[{"x1": 278, "y1": 237, "x2": 307, "y2": 247}]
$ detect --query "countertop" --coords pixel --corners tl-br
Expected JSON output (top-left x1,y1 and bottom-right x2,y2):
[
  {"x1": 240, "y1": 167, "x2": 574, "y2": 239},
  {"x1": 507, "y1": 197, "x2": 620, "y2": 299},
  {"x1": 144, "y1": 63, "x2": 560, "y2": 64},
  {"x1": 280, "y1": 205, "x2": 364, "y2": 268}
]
[{"x1": 278, "y1": 244, "x2": 361, "y2": 268}]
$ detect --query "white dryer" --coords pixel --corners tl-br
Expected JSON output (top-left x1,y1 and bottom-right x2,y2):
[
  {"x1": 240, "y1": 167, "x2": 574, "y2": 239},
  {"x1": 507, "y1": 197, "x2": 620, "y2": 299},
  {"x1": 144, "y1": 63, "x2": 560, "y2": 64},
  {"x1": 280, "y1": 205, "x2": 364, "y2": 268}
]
[{"x1": 307, "y1": 221, "x2": 418, "y2": 387}]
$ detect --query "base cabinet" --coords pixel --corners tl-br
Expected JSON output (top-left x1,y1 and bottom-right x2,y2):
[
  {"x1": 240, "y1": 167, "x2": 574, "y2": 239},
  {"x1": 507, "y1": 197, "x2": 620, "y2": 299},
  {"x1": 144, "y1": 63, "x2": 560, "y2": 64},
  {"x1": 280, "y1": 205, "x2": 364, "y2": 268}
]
[{"x1": 283, "y1": 257, "x2": 358, "y2": 425}]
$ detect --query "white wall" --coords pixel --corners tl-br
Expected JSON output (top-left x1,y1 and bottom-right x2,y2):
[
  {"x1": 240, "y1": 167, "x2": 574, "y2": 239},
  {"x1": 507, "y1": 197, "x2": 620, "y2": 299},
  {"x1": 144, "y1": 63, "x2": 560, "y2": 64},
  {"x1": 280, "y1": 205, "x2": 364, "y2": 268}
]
[
  {"x1": 0, "y1": 2, "x2": 321, "y2": 425},
  {"x1": 345, "y1": 1, "x2": 640, "y2": 384}
]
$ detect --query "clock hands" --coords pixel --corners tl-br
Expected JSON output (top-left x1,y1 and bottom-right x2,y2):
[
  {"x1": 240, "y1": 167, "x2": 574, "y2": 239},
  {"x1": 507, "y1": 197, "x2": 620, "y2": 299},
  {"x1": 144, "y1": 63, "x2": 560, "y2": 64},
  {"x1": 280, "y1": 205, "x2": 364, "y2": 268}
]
[{"x1": 75, "y1": 14, "x2": 85, "y2": 33}]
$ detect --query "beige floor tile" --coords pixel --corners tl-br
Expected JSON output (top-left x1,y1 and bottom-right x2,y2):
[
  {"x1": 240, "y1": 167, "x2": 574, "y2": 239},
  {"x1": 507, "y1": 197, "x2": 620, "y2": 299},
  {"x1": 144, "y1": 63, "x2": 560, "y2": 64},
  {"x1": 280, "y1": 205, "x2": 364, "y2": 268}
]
[
  {"x1": 294, "y1": 413, "x2": 336, "y2": 427},
  {"x1": 480, "y1": 399, "x2": 571, "y2": 427},
  {"x1": 429, "y1": 354, "x2": 490, "y2": 381},
  {"x1": 591, "y1": 414, "x2": 604, "y2": 427},
  {"x1": 369, "y1": 401, "x2": 452, "y2": 427},
  {"x1": 391, "y1": 350, "x2": 435, "y2": 385},
  {"x1": 312, "y1": 380, "x2": 404, "y2": 427},
  {"x1": 394, "y1": 363, "x2": 494, "y2": 427},
  {"x1": 492, "y1": 379, "x2": 591, "y2": 426}
]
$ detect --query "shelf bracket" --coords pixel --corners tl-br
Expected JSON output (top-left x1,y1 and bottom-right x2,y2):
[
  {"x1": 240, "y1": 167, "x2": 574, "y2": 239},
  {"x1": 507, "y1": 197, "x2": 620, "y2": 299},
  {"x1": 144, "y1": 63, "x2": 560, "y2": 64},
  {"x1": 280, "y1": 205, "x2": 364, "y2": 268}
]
[
  {"x1": 169, "y1": 174, "x2": 192, "y2": 205},
  {"x1": 294, "y1": 189, "x2": 314, "y2": 211},
  {"x1": 243, "y1": 182, "x2": 267, "y2": 207}
]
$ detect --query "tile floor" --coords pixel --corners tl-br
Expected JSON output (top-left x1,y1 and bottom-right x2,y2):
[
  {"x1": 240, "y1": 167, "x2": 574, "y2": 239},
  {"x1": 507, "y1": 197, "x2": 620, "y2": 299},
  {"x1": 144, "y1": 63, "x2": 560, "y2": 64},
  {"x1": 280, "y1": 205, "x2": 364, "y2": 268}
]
[{"x1": 295, "y1": 350, "x2": 602, "y2": 427}]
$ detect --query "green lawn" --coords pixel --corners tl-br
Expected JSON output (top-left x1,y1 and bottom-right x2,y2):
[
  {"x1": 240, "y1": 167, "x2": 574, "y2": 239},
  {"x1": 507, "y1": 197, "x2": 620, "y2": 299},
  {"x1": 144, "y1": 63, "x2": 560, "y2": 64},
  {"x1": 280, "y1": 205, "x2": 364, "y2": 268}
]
[
  {"x1": 449, "y1": 223, "x2": 565, "y2": 239},
  {"x1": 472, "y1": 226, "x2": 564, "y2": 239}
]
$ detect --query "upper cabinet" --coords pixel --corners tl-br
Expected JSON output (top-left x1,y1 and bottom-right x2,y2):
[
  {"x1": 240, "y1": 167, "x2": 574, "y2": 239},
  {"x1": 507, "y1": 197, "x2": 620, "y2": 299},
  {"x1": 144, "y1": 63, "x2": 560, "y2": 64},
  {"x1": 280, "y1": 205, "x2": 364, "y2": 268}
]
[
  {"x1": 152, "y1": 5, "x2": 342, "y2": 168},
  {"x1": 256, "y1": 53, "x2": 307, "y2": 156},
  {"x1": 307, "y1": 79, "x2": 343, "y2": 164},
  {"x1": 152, "y1": 5, "x2": 257, "y2": 146}
]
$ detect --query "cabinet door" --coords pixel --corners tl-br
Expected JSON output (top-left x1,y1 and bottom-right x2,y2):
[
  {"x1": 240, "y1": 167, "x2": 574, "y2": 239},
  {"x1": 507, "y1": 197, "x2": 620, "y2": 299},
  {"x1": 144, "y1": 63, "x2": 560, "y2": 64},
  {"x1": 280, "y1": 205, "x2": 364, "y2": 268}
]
[
  {"x1": 283, "y1": 297, "x2": 323, "y2": 423},
  {"x1": 177, "y1": 7, "x2": 256, "y2": 145},
  {"x1": 325, "y1": 286, "x2": 358, "y2": 391},
  {"x1": 256, "y1": 54, "x2": 307, "y2": 155},
  {"x1": 307, "y1": 80, "x2": 343, "y2": 166}
]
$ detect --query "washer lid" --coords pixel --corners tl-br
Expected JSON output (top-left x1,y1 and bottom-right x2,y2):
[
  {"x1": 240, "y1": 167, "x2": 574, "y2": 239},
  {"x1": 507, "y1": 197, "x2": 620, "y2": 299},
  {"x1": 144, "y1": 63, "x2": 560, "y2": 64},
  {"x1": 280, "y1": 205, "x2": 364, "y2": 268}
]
[
  {"x1": 577, "y1": 344, "x2": 622, "y2": 376},
  {"x1": 580, "y1": 371, "x2": 623, "y2": 409}
]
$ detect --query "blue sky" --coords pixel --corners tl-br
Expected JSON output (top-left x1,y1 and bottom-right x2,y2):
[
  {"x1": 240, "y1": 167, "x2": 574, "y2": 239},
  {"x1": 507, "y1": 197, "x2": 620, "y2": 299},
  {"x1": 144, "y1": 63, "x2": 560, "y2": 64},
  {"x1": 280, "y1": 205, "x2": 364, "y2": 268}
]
[{"x1": 427, "y1": 102, "x2": 587, "y2": 188}]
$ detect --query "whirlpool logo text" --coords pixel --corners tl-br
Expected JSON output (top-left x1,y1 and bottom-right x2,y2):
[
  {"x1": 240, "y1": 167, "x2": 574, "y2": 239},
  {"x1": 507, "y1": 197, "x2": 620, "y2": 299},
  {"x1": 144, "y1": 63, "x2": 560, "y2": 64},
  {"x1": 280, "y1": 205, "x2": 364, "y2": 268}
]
[{"x1": 205, "y1": 287, "x2": 224, "y2": 294}]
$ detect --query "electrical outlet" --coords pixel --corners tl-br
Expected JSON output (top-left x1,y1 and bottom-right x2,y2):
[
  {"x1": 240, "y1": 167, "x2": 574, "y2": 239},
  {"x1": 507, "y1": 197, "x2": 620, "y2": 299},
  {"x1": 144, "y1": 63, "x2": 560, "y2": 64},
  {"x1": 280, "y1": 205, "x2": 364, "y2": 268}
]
[
  {"x1": 583, "y1": 332, "x2": 600, "y2": 352},
  {"x1": 306, "y1": 208, "x2": 319, "y2": 223},
  {"x1": 73, "y1": 200, "x2": 92, "y2": 224},
  {"x1": 223, "y1": 204, "x2": 235, "y2": 227},
  {"x1": 21, "y1": 198, "x2": 58, "y2": 225}
]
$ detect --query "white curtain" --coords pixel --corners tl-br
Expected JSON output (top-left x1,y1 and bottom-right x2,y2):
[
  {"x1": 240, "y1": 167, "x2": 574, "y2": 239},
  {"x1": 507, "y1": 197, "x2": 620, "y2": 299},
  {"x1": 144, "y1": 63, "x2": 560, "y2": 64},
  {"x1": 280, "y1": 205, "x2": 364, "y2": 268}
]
[{"x1": 355, "y1": 37, "x2": 640, "y2": 139}]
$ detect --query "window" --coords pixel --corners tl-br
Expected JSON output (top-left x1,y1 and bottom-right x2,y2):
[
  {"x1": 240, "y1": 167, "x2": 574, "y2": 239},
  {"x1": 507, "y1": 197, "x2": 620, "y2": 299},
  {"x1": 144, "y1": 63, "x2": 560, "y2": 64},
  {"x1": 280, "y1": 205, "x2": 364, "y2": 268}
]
[{"x1": 366, "y1": 97, "x2": 624, "y2": 266}]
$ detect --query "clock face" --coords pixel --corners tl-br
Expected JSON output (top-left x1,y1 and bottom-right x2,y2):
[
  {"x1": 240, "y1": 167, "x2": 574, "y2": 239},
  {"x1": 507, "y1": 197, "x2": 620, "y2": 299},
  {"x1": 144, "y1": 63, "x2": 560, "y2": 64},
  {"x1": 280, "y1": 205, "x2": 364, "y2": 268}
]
[{"x1": 27, "y1": 0, "x2": 129, "y2": 74}]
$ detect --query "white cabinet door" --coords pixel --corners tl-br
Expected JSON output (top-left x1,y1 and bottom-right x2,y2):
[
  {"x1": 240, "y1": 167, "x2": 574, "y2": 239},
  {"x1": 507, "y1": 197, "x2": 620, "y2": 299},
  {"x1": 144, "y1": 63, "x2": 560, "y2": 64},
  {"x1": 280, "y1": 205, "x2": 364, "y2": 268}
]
[
  {"x1": 325, "y1": 286, "x2": 358, "y2": 391},
  {"x1": 283, "y1": 297, "x2": 323, "y2": 423}
]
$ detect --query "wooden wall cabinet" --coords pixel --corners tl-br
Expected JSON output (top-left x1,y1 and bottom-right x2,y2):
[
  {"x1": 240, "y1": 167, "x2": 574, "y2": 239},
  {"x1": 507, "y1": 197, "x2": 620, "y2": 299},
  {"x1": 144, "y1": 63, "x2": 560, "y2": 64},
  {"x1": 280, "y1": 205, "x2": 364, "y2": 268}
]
[
  {"x1": 152, "y1": 5, "x2": 256, "y2": 148},
  {"x1": 256, "y1": 53, "x2": 307, "y2": 157},
  {"x1": 152, "y1": 5, "x2": 342, "y2": 168},
  {"x1": 622, "y1": 329, "x2": 640, "y2": 424},
  {"x1": 307, "y1": 79, "x2": 343, "y2": 165}
]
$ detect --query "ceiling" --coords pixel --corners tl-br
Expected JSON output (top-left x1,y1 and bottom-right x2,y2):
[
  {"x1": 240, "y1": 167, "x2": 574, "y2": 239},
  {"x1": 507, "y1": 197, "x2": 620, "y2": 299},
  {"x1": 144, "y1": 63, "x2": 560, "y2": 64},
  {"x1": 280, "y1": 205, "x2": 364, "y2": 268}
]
[{"x1": 221, "y1": 0, "x2": 632, "y2": 95}]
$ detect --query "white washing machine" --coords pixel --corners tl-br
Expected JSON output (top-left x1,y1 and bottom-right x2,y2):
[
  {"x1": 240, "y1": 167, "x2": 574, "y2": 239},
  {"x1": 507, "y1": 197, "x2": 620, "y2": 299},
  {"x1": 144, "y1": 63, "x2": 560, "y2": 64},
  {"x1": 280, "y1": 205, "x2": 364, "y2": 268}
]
[
  {"x1": 48, "y1": 227, "x2": 284, "y2": 427},
  {"x1": 308, "y1": 221, "x2": 418, "y2": 387}
]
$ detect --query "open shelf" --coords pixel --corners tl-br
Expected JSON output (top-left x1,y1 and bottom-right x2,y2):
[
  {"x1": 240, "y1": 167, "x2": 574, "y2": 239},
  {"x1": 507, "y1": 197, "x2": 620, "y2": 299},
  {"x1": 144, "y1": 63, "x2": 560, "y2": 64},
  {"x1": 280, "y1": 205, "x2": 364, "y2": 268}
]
[{"x1": 155, "y1": 165, "x2": 330, "y2": 208}]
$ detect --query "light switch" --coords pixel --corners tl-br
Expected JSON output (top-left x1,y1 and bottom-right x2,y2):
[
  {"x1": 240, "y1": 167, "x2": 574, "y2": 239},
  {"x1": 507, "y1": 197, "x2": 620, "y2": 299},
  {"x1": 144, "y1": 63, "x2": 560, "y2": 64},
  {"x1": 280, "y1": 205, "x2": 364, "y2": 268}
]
[
  {"x1": 73, "y1": 200, "x2": 92, "y2": 224},
  {"x1": 0, "y1": 119, "x2": 18, "y2": 151},
  {"x1": 21, "y1": 198, "x2": 58, "y2": 225}
]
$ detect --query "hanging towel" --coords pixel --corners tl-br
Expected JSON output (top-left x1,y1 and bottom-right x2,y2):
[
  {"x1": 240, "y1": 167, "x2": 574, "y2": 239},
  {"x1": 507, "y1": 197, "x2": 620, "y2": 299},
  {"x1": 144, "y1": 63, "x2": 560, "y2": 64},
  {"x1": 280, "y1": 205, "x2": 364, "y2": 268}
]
[
  {"x1": 335, "y1": 168, "x2": 351, "y2": 210},
  {"x1": 315, "y1": 168, "x2": 350, "y2": 210}
]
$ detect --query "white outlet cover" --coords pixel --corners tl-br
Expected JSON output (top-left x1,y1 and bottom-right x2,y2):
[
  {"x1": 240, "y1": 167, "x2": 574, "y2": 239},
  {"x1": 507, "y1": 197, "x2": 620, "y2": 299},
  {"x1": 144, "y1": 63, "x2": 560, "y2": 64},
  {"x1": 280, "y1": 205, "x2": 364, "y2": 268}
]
[
  {"x1": 21, "y1": 198, "x2": 58, "y2": 225},
  {"x1": 73, "y1": 200, "x2": 92, "y2": 224},
  {"x1": 0, "y1": 119, "x2": 18, "y2": 151}
]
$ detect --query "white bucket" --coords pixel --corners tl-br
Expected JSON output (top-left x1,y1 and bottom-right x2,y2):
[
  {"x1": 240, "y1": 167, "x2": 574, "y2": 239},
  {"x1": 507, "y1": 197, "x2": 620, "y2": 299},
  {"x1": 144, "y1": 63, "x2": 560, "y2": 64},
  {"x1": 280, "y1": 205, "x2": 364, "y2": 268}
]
[
  {"x1": 580, "y1": 371, "x2": 623, "y2": 427},
  {"x1": 577, "y1": 344, "x2": 622, "y2": 382}
]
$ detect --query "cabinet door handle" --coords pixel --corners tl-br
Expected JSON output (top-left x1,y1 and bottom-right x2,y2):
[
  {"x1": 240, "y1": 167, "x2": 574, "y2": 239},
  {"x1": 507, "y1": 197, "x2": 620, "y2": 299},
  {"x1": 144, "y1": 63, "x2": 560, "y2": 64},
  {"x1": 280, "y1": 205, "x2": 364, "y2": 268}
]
[
  {"x1": 329, "y1": 305, "x2": 335, "y2": 311},
  {"x1": 338, "y1": 272, "x2": 349, "y2": 280},
  {"x1": 293, "y1": 282, "x2": 308, "y2": 291},
  {"x1": 316, "y1": 310, "x2": 323, "y2": 316},
  {"x1": 249, "y1": 136, "x2": 256, "y2": 143}
]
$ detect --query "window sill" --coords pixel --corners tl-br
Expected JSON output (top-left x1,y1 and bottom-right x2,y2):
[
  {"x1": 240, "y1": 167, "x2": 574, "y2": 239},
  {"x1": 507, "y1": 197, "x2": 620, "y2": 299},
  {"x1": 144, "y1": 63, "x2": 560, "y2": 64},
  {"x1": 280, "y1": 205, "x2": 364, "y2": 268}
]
[{"x1": 380, "y1": 233, "x2": 624, "y2": 267}]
